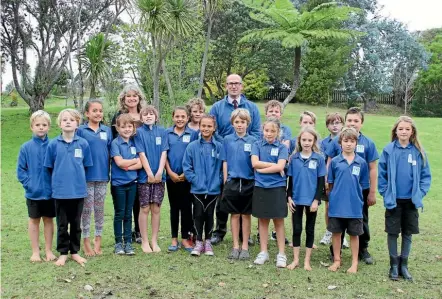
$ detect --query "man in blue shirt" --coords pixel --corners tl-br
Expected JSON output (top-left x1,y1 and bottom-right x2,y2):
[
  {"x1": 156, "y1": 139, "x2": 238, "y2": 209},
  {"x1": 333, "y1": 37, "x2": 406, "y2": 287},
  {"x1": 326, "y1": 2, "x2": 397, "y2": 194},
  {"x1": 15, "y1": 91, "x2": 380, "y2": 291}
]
[{"x1": 209, "y1": 74, "x2": 262, "y2": 245}]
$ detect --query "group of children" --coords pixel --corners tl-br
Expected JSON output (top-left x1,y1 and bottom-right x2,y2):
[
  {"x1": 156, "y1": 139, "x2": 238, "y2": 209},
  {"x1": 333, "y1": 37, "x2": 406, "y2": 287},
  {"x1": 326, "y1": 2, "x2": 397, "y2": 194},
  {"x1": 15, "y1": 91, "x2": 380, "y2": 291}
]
[{"x1": 17, "y1": 85, "x2": 431, "y2": 280}]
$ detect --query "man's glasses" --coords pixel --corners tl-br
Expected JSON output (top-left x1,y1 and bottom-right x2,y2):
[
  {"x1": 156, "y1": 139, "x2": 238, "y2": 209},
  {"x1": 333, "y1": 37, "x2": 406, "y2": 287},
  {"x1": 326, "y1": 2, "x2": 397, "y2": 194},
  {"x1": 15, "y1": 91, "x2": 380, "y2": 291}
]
[{"x1": 226, "y1": 82, "x2": 242, "y2": 86}]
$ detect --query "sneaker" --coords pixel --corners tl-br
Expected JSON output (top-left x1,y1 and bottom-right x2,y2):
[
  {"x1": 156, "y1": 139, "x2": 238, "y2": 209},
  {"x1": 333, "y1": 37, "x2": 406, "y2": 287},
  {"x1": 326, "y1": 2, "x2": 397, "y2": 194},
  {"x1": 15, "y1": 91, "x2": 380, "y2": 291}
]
[
  {"x1": 359, "y1": 248, "x2": 374, "y2": 265},
  {"x1": 228, "y1": 248, "x2": 240, "y2": 259},
  {"x1": 239, "y1": 249, "x2": 250, "y2": 260},
  {"x1": 191, "y1": 241, "x2": 204, "y2": 256},
  {"x1": 204, "y1": 240, "x2": 214, "y2": 256},
  {"x1": 210, "y1": 235, "x2": 223, "y2": 245},
  {"x1": 114, "y1": 243, "x2": 125, "y2": 255},
  {"x1": 135, "y1": 232, "x2": 142, "y2": 244},
  {"x1": 254, "y1": 251, "x2": 269, "y2": 265},
  {"x1": 343, "y1": 236, "x2": 349, "y2": 249},
  {"x1": 276, "y1": 253, "x2": 287, "y2": 268},
  {"x1": 320, "y1": 230, "x2": 332, "y2": 245},
  {"x1": 125, "y1": 243, "x2": 135, "y2": 255}
]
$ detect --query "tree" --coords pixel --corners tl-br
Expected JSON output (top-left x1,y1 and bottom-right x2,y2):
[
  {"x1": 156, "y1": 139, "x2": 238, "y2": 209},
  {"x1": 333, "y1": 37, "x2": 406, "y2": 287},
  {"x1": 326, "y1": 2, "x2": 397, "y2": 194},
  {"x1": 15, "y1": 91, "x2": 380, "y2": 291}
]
[
  {"x1": 240, "y1": 0, "x2": 361, "y2": 107},
  {"x1": 196, "y1": 0, "x2": 224, "y2": 98},
  {"x1": 1, "y1": 0, "x2": 114, "y2": 112},
  {"x1": 79, "y1": 33, "x2": 116, "y2": 99},
  {"x1": 137, "y1": 0, "x2": 201, "y2": 109}
]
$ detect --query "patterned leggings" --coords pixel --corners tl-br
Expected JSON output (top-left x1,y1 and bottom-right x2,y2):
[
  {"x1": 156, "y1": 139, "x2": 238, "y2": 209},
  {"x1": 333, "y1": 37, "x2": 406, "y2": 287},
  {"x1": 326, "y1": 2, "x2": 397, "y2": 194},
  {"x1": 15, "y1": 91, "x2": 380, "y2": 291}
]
[{"x1": 81, "y1": 182, "x2": 108, "y2": 238}]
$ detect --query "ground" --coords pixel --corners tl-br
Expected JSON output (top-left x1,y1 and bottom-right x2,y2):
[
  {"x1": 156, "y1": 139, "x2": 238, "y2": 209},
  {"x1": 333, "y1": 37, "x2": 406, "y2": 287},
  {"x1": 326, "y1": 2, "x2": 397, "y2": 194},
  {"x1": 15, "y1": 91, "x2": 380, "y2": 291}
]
[{"x1": 1, "y1": 102, "x2": 442, "y2": 298}]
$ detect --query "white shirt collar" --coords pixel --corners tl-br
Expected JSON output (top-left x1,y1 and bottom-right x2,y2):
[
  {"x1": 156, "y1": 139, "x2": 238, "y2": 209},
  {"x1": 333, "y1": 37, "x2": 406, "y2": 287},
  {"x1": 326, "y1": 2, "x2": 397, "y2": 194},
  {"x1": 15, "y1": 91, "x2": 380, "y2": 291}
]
[{"x1": 228, "y1": 96, "x2": 241, "y2": 105}]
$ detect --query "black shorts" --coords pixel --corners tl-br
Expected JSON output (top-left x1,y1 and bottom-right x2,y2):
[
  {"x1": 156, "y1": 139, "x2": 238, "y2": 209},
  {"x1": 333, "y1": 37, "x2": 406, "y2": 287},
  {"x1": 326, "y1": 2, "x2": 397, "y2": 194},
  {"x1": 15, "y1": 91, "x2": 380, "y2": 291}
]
[
  {"x1": 221, "y1": 178, "x2": 254, "y2": 215},
  {"x1": 385, "y1": 199, "x2": 419, "y2": 235},
  {"x1": 26, "y1": 199, "x2": 56, "y2": 218},
  {"x1": 328, "y1": 217, "x2": 363, "y2": 236}
]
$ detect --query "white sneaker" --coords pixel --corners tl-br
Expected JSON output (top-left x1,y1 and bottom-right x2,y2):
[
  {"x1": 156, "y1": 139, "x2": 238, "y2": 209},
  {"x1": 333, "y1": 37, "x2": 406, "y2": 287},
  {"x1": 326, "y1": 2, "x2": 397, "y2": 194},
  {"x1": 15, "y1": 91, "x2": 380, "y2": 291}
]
[
  {"x1": 276, "y1": 253, "x2": 287, "y2": 268},
  {"x1": 343, "y1": 236, "x2": 349, "y2": 249},
  {"x1": 320, "y1": 230, "x2": 332, "y2": 245},
  {"x1": 254, "y1": 251, "x2": 269, "y2": 265}
]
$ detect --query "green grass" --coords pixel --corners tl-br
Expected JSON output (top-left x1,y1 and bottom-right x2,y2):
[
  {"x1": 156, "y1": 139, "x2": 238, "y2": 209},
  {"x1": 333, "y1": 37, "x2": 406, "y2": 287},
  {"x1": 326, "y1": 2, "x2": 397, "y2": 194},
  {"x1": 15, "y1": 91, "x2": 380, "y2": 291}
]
[{"x1": 1, "y1": 103, "x2": 442, "y2": 299}]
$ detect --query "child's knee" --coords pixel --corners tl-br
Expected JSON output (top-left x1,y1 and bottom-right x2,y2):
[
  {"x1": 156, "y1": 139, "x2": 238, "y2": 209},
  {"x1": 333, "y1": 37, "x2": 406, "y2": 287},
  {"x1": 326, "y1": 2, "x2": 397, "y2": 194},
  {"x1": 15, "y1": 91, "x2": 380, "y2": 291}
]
[
  {"x1": 29, "y1": 217, "x2": 41, "y2": 224},
  {"x1": 151, "y1": 204, "x2": 161, "y2": 214}
]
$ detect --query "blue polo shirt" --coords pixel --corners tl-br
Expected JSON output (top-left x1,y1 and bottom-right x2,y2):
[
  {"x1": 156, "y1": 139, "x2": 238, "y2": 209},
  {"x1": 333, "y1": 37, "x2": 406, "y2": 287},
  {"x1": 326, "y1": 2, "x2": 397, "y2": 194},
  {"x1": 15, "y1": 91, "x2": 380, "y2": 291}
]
[
  {"x1": 183, "y1": 137, "x2": 224, "y2": 195},
  {"x1": 165, "y1": 126, "x2": 198, "y2": 176},
  {"x1": 209, "y1": 95, "x2": 261, "y2": 138},
  {"x1": 222, "y1": 133, "x2": 257, "y2": 181},
  {"x1": 325, "y1": 132, "x2": 379, "y2": 163},
  {"x1": 327, "y1": 154, "x2": 370, "y2": 218},
  {"x1": 110, "y1": 136, "x2": 139, "y2": 186},
  {"x1": 251, "y1": 140, "x2": 288, "y2": 188},
  {"x1": 287, "y1": 152, "x2": 326, "y2": 206},
  {"x1": 259, "y1": 124, "x2": 292, "y2": 143},
  {"x1": 134, "y1": 124, "x2": 169, "y2": 183},
  {"x1": 44, "y1": 135, "x2": 93, "y2": 199},
  {"x1": 320, "y1": 135, "x2": 334, "y2": 160},
  {"x1": 76, "y1": 123, "x2": 112, "y2": 182},
  {"x1": 17, "y1": 135, "x2": 52, "y2": 200},
  {"x1": 393, "y1": 141, "x2": 414, "y2": 199}
]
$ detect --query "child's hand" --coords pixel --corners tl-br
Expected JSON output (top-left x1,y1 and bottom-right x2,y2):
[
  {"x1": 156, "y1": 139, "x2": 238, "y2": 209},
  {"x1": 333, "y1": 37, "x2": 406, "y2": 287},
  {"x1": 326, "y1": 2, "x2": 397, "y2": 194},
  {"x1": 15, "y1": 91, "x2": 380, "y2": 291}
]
[
  {"x1": 147, "y1": 173, "x2": 156, "y2": 183},
  {"x1": 180, "y1": 174, "x2": 187, "y2": 182},
  {"x1": 170, "y1": 172, "x2": 181, "y2": 183},
  {"x1": 154, "y1": 172, "x2": 162, "y2": 183},
  {"x1": 310, "y1": 199, "x2": 319, "y2": 212},
  {"x1": 367, "y1": 192, "x2": 377, "y2": 206},
  {"x1": 287, "y1": 199, "x2": 296, "y2": 213}
]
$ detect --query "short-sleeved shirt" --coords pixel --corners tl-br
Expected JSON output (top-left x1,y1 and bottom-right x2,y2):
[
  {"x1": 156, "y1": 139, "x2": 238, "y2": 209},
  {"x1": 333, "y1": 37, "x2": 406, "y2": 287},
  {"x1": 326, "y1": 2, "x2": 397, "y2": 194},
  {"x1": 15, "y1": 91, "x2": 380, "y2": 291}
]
[
  {"x1": 251, "y1": 140, "x2": 288, "y2": 188},
  {"x1": 320, "y1": 135, "x2": 334, "y2": 160},
  {"x1": 44, "y1": 135, "x2": 93, "y2": 199},
  {"x1": 325, "y1": 132, "x2": 379, "y2": 163},
  {"x1": 165, "y1": 126, "x2": 198, "y2": 176},
  {"x1": 134, "y1": 124, "x2": 169, "y2": 183},
  {"x1": 327, "y1": 154, "x2": 370, "y2": 218},
  {"x1": 110, "y1": 136, "x2": 139, "y2": 186},
  {"x1": 222, "y1": 133, "x2": 257, "y2": 181},
  {"x1": 76, "y1": 123, "x2": 112, "y2": 182},
  {"x1": 393, "y1": 141, "x2": 414, "y2": 199},
  {"x1": 287, "y1": 152, "x2": 326, "y2": 206}
]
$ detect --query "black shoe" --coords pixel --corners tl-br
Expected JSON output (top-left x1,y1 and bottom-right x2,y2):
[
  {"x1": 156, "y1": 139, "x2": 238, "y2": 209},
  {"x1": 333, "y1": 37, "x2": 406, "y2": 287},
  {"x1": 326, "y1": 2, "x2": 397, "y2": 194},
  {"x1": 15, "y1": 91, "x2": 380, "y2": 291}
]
[
  {"x1": 271, "y1": 231, "x2": 289, "y2": 245},
  {"x1": 135, "y1": 232, "x2": 142, "y2": 244},
  {"x1": 248, "y1": 237, "x2": 254, "y2": 246},
  {"x1": 210, "y1": 235, "x2": 223, "y2": 245},
  {"x1": 131, "y1": 231, "x2": 136, "y2": 243},
  {"x1": 359, "y1": 248, "x2": 374, "y2": 265},
  {"x1": 389, "y1": 256, "x2": 399, "y2": 281},
  {"x1": 256, "y1": 233, "x2": 260, "y2": 245},
  {"x1": 399, "y1": 256, "x2": 413, "y2": 281}
]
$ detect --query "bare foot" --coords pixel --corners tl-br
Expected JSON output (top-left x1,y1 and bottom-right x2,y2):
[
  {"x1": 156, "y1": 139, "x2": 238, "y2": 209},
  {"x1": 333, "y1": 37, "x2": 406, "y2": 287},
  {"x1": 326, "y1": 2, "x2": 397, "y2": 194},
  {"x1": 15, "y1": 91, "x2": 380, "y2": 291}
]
[
  {"x1": 304, "y1": 263, "x2": 312, "y2": 271},
  {"x1": 312, "y1": 244, "x2": 318, "y2": 249},
  {"x1": 181, "y1": 239, "x2": 192, "y2": 249},
  {"x1": 94, "y1": 236, "x2": 102, "y2": 255},
  {"x1": 45, "y1": 251, "x2": 57, "y2": 262},
  {"x1": 152, "y1": 243, "x2": 161, "y2": 253},
  {"x1": 55, "y1": 255, "x2": 68, "y2": 266},
  {"x1": 83, "y1": 238, "x2": 95, "y2": 257},
  {"x1": 71, "y1": 254, "x2": 87, "y2": 267},
  {"x1": 287, "y1": 260, "x2": 299, "y2": 270},
  {"x1": 30, "y1": 252, "x2": 42, "y2": 262},
  {"x1": 328, "y1": 261, "x2": 341, "y2": 272},
  {"x1": 141, "y1": 241, "x2": 153, "y2": 253},
  {"x1": 346, "y1": 264, "x2": 358, "y2": 273}
]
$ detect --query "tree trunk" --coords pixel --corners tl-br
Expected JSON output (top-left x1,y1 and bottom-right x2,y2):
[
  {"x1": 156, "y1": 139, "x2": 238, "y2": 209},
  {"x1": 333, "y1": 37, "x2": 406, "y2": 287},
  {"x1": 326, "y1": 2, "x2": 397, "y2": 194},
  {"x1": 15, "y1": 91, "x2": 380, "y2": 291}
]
[
  {"x1": 89, "y1": 82, "x2": 97, "y2": 99},
  {"x1": 204, "y1": 80, "x2": 214, "y2": 100},
  {"x1": 30, "y1": 94, "x2": 45, "y2": 112},
  {"x1": 197, "y1": 18, "x2": 213, "y2": 98},
  {"x1": 77, "y1": 8, "x2": 85, "y2": 113},
  {"x1": 162, "y1": 59, "x2": 174, "y2": 103},
  {"x1": 282, "y1": 47, "x2": 301, "y2": 107}
]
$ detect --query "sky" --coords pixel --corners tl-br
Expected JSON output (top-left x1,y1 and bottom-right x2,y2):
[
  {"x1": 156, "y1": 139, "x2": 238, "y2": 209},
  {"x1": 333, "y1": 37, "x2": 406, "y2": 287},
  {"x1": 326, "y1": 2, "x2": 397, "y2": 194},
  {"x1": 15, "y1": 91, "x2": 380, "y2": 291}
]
[{"x1": 2, "y1": 1, "x2": 442, "y2": 90}]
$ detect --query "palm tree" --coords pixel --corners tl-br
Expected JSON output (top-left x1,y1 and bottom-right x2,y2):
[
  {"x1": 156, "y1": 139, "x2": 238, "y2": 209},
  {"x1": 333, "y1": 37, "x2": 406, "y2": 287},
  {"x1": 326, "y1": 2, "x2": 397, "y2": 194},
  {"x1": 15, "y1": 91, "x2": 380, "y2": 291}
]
[
  {"x1": 240, "y1": 0, "x2": 361, "y2": 106},
  {"x1": 79, "y1": 33, "x2": 115, "y2": 99},
  {"x1": 137, "y1": 0, "x2": 200, "y2": 109}
]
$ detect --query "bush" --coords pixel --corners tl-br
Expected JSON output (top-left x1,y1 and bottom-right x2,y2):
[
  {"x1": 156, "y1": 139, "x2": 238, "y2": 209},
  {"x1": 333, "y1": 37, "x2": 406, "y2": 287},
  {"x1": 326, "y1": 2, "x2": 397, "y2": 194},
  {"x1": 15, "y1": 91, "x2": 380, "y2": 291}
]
[
  {"x1": 243, "y1": 72, "x2": 269, "y2": 102},
  {"x1": 411, "y1": 87, "x2": 442, "y2": 117}
]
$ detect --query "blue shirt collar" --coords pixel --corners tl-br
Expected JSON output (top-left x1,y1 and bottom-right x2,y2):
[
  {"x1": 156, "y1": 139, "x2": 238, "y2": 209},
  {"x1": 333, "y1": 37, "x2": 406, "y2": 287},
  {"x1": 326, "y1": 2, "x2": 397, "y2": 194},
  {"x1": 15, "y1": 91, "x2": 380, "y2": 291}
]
[
  {"x1": 57, "y1": 134, "x2": 80, "y2": 142},
  {"x1": 116, "y1": 135, "x2": 131, "y2": 145},
  {"x1": 233, "y1": 132, "x2": 249, "y2": 141},
  {"x1": 335, "y1": 153, "x2": 362, "y2": 165},
  {"x1": 143, "y1": 123, "x2": 156, "y2": 131},
  {"x1": 169, "y1": 125, "x2": 193, "y2": 136},
  {"x1": 200, "y1": 137, "x2": 214, "y2": 144},
  {"x1": 394, "y1": 139, "x2": 411, "y2": 149},
  {"x1": 262, "y1": 139, "x2": 281, "y2": 147},
  {"x1": 32, "y1": 134, "x2": 48, "y2": 143},
  {"x1": 82, "y1": 122, "x2": 106, "y2": 132}
]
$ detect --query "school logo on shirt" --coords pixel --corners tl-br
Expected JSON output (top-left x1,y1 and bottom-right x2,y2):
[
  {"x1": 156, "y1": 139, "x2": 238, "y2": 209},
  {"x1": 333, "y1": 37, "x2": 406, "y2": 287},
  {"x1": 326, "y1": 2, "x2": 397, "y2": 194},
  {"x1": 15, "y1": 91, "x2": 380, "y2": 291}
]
[
  {"x1": 412, "y1": 160, "x2": 417, "y2": 166},
  {"x1": 352, "y1": 166, "x2": 360, "y2": 176},
  {"x1": 270, "y1": 148, "x2": 279, "y2": 156},
  {"x1": 131, "y1": 147, "x2": 137, "y2": 155},
  {"x1": 183, "y1": 135, "x2": 190, "y2": 143},
  {"x1": 156, "y1": 137, "x2": 162, "y2": 145},
  {"x1": 99, "y1": 132, "x2": 108, "y2": 140},
  {"x1": 244, "y1": 143, "x2": 251, "y2": 152},
  {"x1": 356, "y1": 144, "x2": 365, "y2": 153},
  {"x1": 212, "y1": 149, "x2": 215, "y2": 157},
  {"x1": 74, "y1": 148, "x2": 83, "y2": 158},
  {"x1": 408, "y1": 154, "x2": 413, "y2": 163},
  {"x1": 308, "y1": 160, "x2": 317, "y2": 169}
]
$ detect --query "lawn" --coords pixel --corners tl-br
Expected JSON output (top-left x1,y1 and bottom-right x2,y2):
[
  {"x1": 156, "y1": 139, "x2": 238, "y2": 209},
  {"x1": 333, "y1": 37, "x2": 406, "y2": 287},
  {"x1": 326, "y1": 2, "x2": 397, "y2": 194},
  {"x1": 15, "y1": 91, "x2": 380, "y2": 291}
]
[{"x1": 1, "y1": 103, "x2": 442, "y2": 299}]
